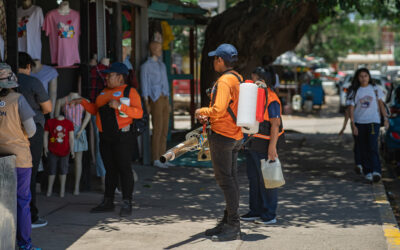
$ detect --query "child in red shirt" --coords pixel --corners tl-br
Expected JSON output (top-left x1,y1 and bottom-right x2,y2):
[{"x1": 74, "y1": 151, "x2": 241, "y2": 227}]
[{"x1": 44, "y1": 116, "x2": 74, "y2": 197}]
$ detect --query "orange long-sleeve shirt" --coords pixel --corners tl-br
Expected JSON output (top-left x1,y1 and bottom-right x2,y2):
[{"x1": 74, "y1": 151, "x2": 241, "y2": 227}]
[
  {"x1": 199, "y1": 71, "x2": 243, "y2": 140},
  {"x1": 81, "y1": 84, "x2": 143, "y2": 132}
]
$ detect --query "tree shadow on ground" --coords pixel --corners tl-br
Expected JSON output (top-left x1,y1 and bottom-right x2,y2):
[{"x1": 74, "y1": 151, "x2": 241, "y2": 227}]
[{"x1": 33, "y1": 133, "x2": 380, "y2": 249}]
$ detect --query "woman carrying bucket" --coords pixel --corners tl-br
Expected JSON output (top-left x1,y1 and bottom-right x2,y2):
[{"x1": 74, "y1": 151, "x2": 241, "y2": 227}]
[{"x1": 240, "y1": 66, "x2": 284, "y2": 225}]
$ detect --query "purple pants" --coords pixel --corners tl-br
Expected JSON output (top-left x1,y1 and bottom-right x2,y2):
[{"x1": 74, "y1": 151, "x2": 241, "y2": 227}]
[{"x1": 16, "y1": 168, "x2": 32, "y2": 248}]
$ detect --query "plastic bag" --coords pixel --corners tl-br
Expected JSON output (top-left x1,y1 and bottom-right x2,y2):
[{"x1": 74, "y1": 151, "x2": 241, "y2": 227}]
[{"x1": 261, "y1": 158, "x2": 285, "y2": 189}]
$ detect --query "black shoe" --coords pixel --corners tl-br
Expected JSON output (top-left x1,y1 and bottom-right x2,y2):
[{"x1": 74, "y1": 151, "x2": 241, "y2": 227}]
[
  {"x1": 90, "y1": 197, "x2": 114, "y2": 213},
  {"x1": 119, "y1": 199, "x2": 132, "y2": 217},
  {"x1": 240, "y1": 212, "x2": 260, "y2": 221},
  {"x1": 211, "y1": 223, "x2": 241, "y2": 241},
  {"x1": 205, "y1": 210, "x2": 227, "y2": 236}
]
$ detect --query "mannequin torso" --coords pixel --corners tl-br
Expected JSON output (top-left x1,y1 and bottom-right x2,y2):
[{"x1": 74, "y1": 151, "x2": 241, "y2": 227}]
[{"x1": 58, "y1": 1, "x2": 71, "y2": 16}]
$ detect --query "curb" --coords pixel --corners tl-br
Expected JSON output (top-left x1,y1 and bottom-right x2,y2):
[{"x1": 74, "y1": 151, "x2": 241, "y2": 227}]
[{"x1": 372, "y1": 183, "x2": 400, "y2": 249}]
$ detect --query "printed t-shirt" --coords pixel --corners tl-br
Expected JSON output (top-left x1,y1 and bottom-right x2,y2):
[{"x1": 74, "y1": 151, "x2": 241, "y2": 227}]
[
  {"x1": 31, "y1": 65, "x2": 59, "y2": 93},
  {"x1": 198, "y1": 71, "x2": 243, "y2": 140},
  {"x1": 17, "y1": 73, "x2": 50, "y2": 127},
  {"x1": 347, "y1": 85, "x2": 384, "y2": 124},
  {"x1": 43, "y1": 9, "x2": 80, "y2": 67},
  {"x1": 45, "y1": 118, "x2": 74, "y2": 157},
  {"x1": 18, "y1": 5, "x2": 44, "y2": 60},
  {"x1": 81, "y1": 84, "x2": 143, "y2": 132}
]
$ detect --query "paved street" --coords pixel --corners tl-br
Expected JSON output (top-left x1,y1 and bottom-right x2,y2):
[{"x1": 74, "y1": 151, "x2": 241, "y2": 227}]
[{"x1": 31, "y1": 96, "x2": 397, "y2": 249}]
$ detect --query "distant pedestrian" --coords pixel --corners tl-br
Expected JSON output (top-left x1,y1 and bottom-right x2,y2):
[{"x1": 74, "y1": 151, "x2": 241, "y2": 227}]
[
  {"x1": 241, "y1": 66, "x2": 284, "y2": 225},
  {"x1": 347, "y1": 68, "x2": 389, "y2": 182}
]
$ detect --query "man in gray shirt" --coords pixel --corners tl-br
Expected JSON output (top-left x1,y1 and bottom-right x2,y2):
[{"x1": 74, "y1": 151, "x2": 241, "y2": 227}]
[{"x1": 17, "y1": 52, "x2": 52, "y2": 229}]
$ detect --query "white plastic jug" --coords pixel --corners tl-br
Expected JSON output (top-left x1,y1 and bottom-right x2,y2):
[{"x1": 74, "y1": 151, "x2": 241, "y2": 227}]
[
  {"x1": 260, "y1": 158, "x2": 285, "y2": 189},
  {"x1": 292, "y1": 95, "x2": 302, "y2": 111},
  {"x1": 241, "y1": 121, "x2": 259, "y2": 134}
]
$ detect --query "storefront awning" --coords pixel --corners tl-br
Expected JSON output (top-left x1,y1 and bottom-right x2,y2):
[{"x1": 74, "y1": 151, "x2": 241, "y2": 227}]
[{"x1": 148, "y1": 0, "x2": 208, "y2": 23}]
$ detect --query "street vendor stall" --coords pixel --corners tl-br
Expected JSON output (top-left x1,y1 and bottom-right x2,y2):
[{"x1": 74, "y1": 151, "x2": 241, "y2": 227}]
[{"x1": 273, "y1": 51, "x2": 308, "y2": 113}]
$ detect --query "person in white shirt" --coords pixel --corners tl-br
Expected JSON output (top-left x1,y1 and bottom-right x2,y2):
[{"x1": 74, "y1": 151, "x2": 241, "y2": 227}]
[{"x1": 347, "y1": 68, "x2": 389, "y2": 182}]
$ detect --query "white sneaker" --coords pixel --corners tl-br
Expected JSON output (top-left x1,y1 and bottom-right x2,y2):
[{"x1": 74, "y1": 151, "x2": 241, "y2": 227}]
[
  {"x1": 154, "y1": 160, "x2": 168, "y2": 169},
  {"x1": 257, "y1": 218, "x2": 277, "y2": 225},
  {"x1": 365, "y1": 173, "x2": 373, "y2": 182},
  {"x1": 355, "y1": 164, "x2": 363, "y2": 175},
  {"x1": 372, "y1": 172, "x2": 381, "y2": 182}
]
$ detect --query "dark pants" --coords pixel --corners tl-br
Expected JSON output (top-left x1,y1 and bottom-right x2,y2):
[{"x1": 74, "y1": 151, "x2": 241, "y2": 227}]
[
  {"x1": 353, "y1": 135, "x2": 362, "y2": 165},
  {"x1": 246, "y1": 150, "x2": 278, "y2": 220},
  {"x1": 355, "y1": 123, "x2": 381, "y2": 174},
  {"x1": 209, "y1": 132, "x2": 242, "y2": 225},
  {"x1": 100, "y1": 134, "x2": 134, "y2": 200},
  {"x1": 17, "y1": 168, "x2": 32, "y2": 248},
  {"x1": 29, "y1": 123, "x2": 43, "y2": 223}
]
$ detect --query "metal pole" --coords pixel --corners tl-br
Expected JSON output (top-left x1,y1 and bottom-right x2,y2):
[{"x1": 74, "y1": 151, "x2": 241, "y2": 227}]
[
  {"x1": 96, "y1": 0, "x2": 107, "y2": 61},
  {"x1": 189, "y1": 27, "x2": 195, "y2": 129},
  {"x1": 6, "y1": 0, "x2": 17, "y2": 71}
]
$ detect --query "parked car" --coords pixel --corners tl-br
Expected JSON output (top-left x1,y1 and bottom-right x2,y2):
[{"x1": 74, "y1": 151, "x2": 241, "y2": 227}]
[
  {"x1": 338, "y1": 73, "x2": 390, "y2": 113},
  {"x1": 173, "y1": 79, "x2": 200, "y2": 112}
]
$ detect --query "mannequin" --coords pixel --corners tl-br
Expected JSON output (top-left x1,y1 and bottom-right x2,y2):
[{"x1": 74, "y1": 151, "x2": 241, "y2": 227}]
[
  {"x1": 101, "y1": 57, "x2": 110, "y2": 66},
  {"x1": 55, "y1": 92, "x2": 91, "y2": 195},
  {"x1": 31, "y1": 60, "x2": 58, "y2": 118},
  {"x1": 22, "y1": 0, "x2": 33, "y2": 9},
  {"x1": 58, "y1": 1, "x2": 71, "y2": 16},
  {"x1": 44, "y1": 115, "x2": 75, "y2": 197},
  {"x1": 140, "y1": 40, "x2": 172, "y2": 168}
]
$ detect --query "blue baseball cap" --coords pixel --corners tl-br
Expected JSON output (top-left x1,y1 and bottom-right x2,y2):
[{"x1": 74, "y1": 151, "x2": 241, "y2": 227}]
[
  {"x1": 101, "y1": 62, "x2": 129, "y2": 75},
  {"x1": 208, "y1": 44, "x2": 238, "y2": 62}
]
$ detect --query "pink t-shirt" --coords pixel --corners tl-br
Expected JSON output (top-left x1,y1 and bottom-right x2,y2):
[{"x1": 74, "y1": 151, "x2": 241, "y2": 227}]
[{"x1": 43, "y1": 9, "x2": 80, "y2": 67}]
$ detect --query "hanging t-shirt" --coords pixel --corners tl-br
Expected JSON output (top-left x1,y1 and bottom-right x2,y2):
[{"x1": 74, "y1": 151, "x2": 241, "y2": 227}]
[
  {"x1": 17, "y1": 5, "x2": 44, "y2": 60},
  {"x1": 43, "y1": 9, "x2": 80, "y2": 67},
  {"x1": 31, "y1": 65, "x2": 59, "y2": 93},
  {"x1": 45, "y1": 118, "x2": 74, "y2": 157},
  {"x1": 347, "y1": 85, "x2": 384, "y2": 124}
]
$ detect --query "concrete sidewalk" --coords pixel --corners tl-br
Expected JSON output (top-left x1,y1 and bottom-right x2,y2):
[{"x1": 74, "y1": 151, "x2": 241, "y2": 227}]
[{"x1": 31, "y1": 133, "x2": 395, "y2": 250}]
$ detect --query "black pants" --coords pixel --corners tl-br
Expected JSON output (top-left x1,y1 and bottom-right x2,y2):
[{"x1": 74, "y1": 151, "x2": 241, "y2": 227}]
[
  {"x1": 208, "y1": 131, "x2": 242, "y2": 225},
  {"x1": 100, "y1": 134, "x2": 134, "y2": 200},
  {"x1": 29, "y1": 123, "x2": 44, "y2": 222}
]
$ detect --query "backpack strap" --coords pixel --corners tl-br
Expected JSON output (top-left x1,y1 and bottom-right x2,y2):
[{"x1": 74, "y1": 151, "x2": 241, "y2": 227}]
[
  {"x1": 210, "y1": 71, "x2": 242, "y2": 123},
  {"x1": 123, "y1": 85, "x2": 132, "y2": 98}
]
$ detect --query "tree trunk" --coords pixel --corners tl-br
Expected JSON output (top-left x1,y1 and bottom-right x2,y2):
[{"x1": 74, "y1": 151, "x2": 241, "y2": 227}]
[{"x1": 200, "y1": 1, "x2": 319, "y2": 106}]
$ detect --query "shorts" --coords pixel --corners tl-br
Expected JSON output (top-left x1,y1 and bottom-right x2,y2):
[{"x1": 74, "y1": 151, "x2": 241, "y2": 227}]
[
  {"x1": 47, "y1": 152, "x2": 69, "y2": 175},
  {"x1": 74, "y1": 126, "x2": 88, "y2": 152}
]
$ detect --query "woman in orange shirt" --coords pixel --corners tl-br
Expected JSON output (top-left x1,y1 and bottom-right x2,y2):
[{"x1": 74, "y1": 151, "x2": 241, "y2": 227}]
[{"x1": 72, "y1": 62, "x2": 143, "y2": 217}]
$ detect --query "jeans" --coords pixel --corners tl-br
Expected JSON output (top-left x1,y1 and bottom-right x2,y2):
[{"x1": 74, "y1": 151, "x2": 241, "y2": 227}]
[
  {"x1": 246, "y1": 150, "x2": 278, "y2": 220},
  {"x1": 17, "y1": 168, "x2": 32, "y2": 248},
  {"x1": 92, "y1": 116, "x2": 106, "y2": 177},
  {"x1": 355, "y1": 123, "x2": 381, "y2": 174},
  {"x1": 29, "y1": 123, "x2": 43, "y2": 223},
  {"x1": 209, "y1": 131, "x2": 242, "y2": 225},
  {"x1": 100, "y1": 134, "x2": 134, "y2": 200},
  {"x1": 353, "y1": 135, "x2": 361, "y2": 165}
]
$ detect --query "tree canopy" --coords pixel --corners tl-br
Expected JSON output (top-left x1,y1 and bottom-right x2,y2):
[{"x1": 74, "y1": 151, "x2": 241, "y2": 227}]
[{"x1": 195, "y1": 0, "x2": 400, "y2": 105}]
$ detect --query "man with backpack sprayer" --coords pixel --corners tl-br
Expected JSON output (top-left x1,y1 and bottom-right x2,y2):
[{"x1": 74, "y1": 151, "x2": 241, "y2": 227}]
[{"x1": 195, "y1": 44, "x2": 243, "y2": 241}]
